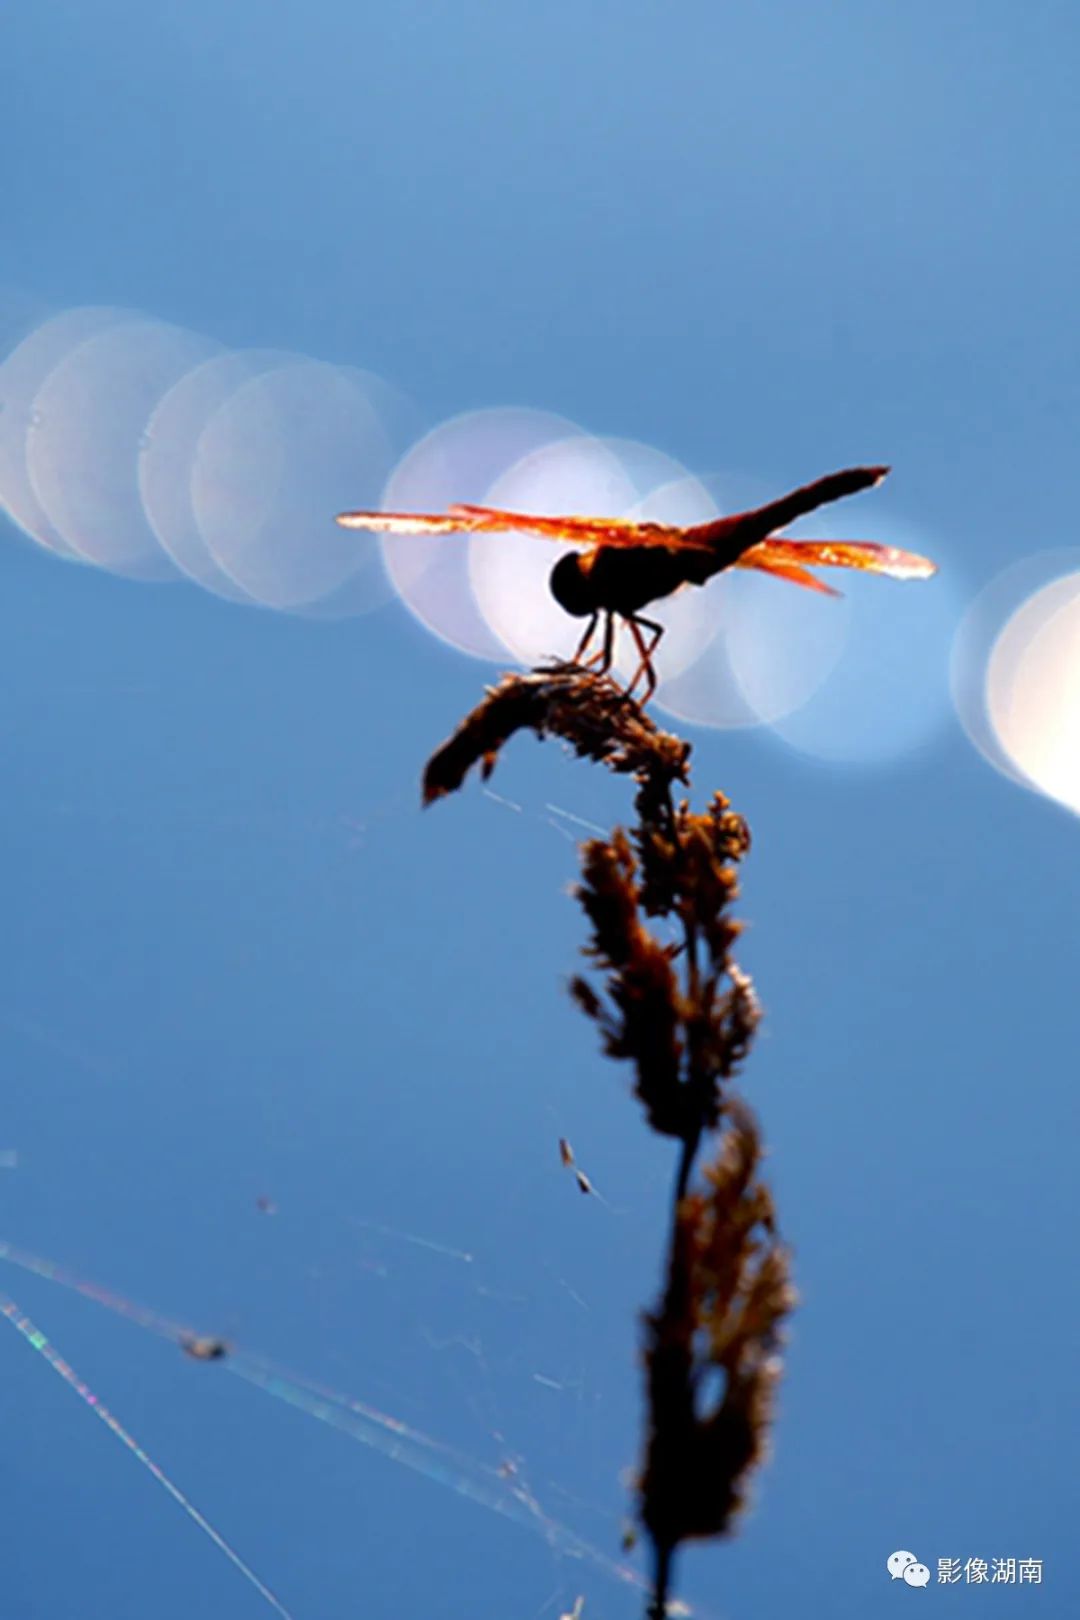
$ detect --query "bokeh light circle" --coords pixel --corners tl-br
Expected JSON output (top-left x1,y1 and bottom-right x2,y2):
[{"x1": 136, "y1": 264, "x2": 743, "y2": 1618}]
[
  {"x1": 190, "y1": 361, "x2": 398, "y2": 611},
  {"x1": 984, "y1": 569, "x2": 1080, "y2": 814},
  {"x1": 658, "y1": 567, "x2": 851, "y2": 731},
  {"x1": 951, "y1": 549, "x2": 1080, "y2": 797},
  {"x1": 0, "y1": 306, "x2": 137, "y2": 560},
  {"x1": 761, "y1": 519, "x2": 957, "y2": 764},
  {"x1": 139, "y1": 348, "x2": 299, "y2": 604},
  {"x1": 26, "y1": 317, "x2": 222, "y2": 579},
  {"x1": 377, "y1": 407, "x2": 589, "y2": 659}
]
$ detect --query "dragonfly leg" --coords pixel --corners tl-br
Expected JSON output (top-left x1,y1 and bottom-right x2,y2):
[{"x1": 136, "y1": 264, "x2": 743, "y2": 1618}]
[
  {"x1": 572, "y1": 612, "x2": 599, "y2": 667},
  {"x1": 581, "y1": 612, "x2": 615, "y2": 674},
  {"x1": 623, "y1": 615, "x2": 664, "y2": 701},
  {"x1": 598, "y1": 611, "x2": 615, "y2": 673}
]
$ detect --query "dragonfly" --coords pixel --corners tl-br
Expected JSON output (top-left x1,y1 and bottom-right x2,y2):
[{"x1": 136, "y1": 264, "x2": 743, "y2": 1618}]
[{"x1": 336, "y1": 465, "x2": 936, "y2": 699}]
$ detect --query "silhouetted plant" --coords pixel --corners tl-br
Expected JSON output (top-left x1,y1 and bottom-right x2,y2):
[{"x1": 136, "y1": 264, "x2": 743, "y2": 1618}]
[{"x1": 424, "y1": 664, "x2": 796, "y2": 1619}]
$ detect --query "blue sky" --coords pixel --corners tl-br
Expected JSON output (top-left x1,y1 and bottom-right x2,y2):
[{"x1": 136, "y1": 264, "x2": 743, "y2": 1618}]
[{"x1": 1, "y1": 2, "x2": 1077, "y2": 1617}]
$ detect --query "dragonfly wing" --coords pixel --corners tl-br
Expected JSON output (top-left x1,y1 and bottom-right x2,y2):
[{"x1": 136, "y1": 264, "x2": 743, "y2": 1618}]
[
  {"x1": 335, "y1": 509, "x2": 495, "y2": 535},
  {"x1": 734, "y1": 553, "x2": 841, "y2": 595},
  {"x1": 337, "y1": 502, "x2": 695, "y2": 549},
  {"x1": 447, "y1": 504, "x2": 690, "y2": 549},
  {"x1": 740, "y1": 537, "x2": 937, "y2": 581}
]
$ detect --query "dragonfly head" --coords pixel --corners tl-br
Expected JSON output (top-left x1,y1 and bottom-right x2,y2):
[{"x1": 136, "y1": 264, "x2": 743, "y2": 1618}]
[{"x1": 548, "y1": 551, "x2": 597, "y2": 618}]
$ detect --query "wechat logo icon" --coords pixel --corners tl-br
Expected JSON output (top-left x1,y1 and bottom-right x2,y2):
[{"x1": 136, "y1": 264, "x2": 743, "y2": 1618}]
[{"x1": 888, "y1": 1550, "x2": 930, "y2": 1588}]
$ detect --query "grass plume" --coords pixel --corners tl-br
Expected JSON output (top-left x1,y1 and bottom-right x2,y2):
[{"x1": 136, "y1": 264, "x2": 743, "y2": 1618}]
[{"x1": 423, "y1": 664, "x2": 796, "y2": 1618}]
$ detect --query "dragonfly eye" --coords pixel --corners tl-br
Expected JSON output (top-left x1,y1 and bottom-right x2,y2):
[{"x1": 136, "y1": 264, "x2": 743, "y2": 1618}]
[{"x1": 549, "y1": 552, "x2": 596, "y2": 618}]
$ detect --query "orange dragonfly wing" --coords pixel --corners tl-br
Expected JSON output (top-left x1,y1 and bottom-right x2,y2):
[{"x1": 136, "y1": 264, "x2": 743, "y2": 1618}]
[
  {"x1": 734, "y1": 555, "x2": 840, "y2": 595},
  {"x1": 447, "y1": 503, "x2": 697, "y2": 550},
  {"x1": 336, "y1": 508, "x2": 501, "y2": 537},
  {"x1": 335, "y1": 502, "x2": 695, "y2": 550},
  {"x1": 737, "y1": 537, "x2": 936, "y2": 589}
]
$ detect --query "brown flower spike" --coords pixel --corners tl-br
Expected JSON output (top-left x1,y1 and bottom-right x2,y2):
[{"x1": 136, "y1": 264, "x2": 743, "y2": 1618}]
[{"x1": 423, "y1": 666, "x2": 795, "y2": 1619}]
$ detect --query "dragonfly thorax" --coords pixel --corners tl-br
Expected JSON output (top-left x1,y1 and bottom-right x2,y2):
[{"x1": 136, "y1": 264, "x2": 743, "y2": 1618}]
[{"x1": 550, "y1": 545, "x2": 707, "y2": 620}]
